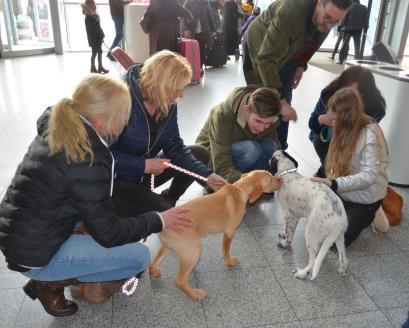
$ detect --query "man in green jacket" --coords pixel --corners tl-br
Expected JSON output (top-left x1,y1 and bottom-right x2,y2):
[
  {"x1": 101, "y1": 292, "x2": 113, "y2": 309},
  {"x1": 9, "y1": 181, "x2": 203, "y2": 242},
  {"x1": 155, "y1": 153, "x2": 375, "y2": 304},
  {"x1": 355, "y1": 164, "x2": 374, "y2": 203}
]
[
  {"x1": 196, "y1": 87, "x2": 281, "y2": 183},
  {"x1": 242, "y1": 0, "x2": 351, "y2": 149}
]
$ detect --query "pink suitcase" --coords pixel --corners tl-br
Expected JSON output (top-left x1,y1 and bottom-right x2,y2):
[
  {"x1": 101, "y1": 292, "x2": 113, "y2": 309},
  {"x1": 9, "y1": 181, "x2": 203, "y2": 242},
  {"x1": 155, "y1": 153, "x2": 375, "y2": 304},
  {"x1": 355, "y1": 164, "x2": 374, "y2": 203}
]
[
  {"x1": 111, "y1": 47, "x2": 136, "y2": 70},
  {"x1": 179, "y1": 38, "x2": 201, "y2": 84}
]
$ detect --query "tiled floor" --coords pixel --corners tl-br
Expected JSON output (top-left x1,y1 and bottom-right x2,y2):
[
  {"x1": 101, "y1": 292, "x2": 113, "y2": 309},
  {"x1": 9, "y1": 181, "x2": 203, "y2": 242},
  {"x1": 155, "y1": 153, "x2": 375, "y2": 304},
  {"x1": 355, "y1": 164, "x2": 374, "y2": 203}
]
[{"x1": 0, "y1": 52, "x2": 408, "y2": 328}]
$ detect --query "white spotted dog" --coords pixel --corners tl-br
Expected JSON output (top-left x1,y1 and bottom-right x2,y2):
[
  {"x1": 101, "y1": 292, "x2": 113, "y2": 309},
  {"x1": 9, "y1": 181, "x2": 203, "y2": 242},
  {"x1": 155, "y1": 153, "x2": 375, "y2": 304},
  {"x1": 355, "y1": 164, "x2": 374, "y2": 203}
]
[{"x1": 268, "y1": 150, "x2": 348, "y2": 280}]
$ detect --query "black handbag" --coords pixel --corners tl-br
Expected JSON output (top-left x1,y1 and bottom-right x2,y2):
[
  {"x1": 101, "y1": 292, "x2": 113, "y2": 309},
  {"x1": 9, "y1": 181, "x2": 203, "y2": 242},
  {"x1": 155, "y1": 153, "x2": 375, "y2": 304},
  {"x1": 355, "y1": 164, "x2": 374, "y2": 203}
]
[{"x1": 140, "y1": 5, "x2": 153, "y2": 33}]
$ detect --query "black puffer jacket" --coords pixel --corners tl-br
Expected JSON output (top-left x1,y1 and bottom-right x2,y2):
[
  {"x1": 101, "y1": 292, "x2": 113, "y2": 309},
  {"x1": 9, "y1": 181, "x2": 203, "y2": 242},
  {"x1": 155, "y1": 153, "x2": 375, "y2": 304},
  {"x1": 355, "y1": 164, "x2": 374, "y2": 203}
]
[{"x1": 0, "y1": 108, "x2": 163, "y2": 271}]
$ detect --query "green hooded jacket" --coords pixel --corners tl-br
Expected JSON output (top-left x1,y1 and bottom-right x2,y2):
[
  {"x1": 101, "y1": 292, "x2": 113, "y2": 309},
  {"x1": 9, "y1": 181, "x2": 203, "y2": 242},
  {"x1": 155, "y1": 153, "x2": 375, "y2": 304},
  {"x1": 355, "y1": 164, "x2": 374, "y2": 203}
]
[
  {"x1": 195, "y1": 87, "x2": 280, "y2": 183},
  {"x1": 244, "y1": 0, "x2": 329, "y2": 90}
]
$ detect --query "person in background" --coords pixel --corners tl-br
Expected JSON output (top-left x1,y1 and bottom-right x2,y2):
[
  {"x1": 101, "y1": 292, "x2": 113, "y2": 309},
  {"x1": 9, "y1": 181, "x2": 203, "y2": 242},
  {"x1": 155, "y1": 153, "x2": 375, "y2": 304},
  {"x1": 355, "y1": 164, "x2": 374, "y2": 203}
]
[
  {"x1": 329, "y1": 23, "x2": 344, "y2": 60},
  {"x1": 0, "y1": 74, "x2": 192, "y2": 317},
  {"x1": 107, "y1": 0, "x2": 131, "y2": 61},
  {"x1": 209, "y1": 0, "x2": 225, "y2": 33},
  {"x1": 148, "y1": 0, "x2": 193, "y2": 55},
  {"x1": 312, "y1": 87, "x2": 388, "y2": 246},
  {"x1": 338, "y1": 0, "x2": 369, "y2": 64},
  {"x1": 223, "y1": 0, "x2": 240, "y2": 58},
  {"x1": 242, "y1": 0, "x2": 352, "y2": 149},
  {"x1": 196, "y1": 87, "x2": 281, "y2": 183},
  {"x1": 111, "y1": 50, "x2": 227, "y2": 210},
  {"x1": 81, "y1": 0, "x2": 109, "y2": 74},
  {"x1": 183, "y1": 0, "x2": 216, "y2": 75},
  {"x1": 308, "y1": 65, "x2": 386, "y2": 177}
]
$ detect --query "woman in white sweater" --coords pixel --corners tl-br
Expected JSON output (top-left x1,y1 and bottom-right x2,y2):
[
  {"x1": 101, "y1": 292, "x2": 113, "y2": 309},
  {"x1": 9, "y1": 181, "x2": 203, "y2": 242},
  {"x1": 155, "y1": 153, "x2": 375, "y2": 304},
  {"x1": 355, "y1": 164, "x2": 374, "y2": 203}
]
[{"x1": 312, "y1": 87, "x2": 388, "y2": 246}]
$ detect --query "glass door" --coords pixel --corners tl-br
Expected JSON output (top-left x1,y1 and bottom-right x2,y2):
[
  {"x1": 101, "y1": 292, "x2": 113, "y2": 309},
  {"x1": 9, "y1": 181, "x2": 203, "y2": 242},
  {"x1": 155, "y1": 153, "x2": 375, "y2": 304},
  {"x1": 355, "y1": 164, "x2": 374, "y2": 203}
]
[{"x1": 0, "y1": 0, "x2": 54, "y2": 57}]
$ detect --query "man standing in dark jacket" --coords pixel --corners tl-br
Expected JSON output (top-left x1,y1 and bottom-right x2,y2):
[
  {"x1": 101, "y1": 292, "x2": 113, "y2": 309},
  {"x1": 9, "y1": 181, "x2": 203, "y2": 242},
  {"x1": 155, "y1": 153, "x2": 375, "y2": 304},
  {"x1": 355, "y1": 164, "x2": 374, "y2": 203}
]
[
  {"x1": 242, "y1": 0, "x2": 351, "y2": 149},
  {"x1": 107, "y1": 0, "x2": 131, "y2": 61},
  {"x1": 338, "y1": 0, "x2": 369, "y2": 64}
]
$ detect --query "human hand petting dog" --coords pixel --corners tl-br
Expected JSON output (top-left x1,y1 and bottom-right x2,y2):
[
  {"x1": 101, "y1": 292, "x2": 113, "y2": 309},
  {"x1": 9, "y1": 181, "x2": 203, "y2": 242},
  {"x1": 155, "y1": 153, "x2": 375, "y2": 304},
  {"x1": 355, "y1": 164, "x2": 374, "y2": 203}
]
[
  {"x1": 311, "y1": 177, "x2": 332, "y2": 187},
  {"x1": 144, "y1": 158, "x2": 170, "y2": 175},
  {"x1": 206, "y1": 173, "x2": 228, "y2": 191},
  {"x1": 160, "y1": 207, "x2": 192, "y2": 233}
]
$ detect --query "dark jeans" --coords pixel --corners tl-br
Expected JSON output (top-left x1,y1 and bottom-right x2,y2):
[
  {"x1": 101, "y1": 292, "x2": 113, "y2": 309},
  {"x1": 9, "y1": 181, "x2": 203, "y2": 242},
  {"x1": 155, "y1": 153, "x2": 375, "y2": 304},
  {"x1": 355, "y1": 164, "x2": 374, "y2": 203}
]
[
  {"x1": 114, "y1": 145, "x2": 210, "y2": 212},
  {"x1": 343, "y1": 199, "x2": 382, "y2": 247},
  {"x1": 91, "y1": 46, "x2": 103, "y2": 67},
  {"x1": 195, "y1": 32, "x2": 208, "y2": 69},
  {"x1": 312, "y1": 135, "x2": 330, "y2": 177},
  {"x1": 339, "y1": 31, "x2": 362, "y2": 63},
  {"x1": 331, "y1": 32, "x2": 344, "y2": 59},
  {"x1": 109, "y1": 15, "x2": 124, "y2": 50}
]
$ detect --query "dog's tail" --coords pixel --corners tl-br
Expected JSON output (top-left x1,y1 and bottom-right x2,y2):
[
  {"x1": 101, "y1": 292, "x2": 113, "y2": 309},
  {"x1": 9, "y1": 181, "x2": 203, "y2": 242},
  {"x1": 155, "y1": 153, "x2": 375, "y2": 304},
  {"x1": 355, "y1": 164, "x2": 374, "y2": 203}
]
[{"x1": 310, "y1": 233, "x2": 338, "y2": 280}]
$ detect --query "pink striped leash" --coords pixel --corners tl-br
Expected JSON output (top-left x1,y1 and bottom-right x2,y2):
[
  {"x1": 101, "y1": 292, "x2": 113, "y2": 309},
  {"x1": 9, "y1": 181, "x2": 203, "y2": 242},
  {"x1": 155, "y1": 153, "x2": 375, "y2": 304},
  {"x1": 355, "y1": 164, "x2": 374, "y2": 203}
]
[
  {"x1": 150, "y1": 162, "x2": 208, "y2": 191},
  {"x1": 122, "y1": 162, "x2": 208, "y2": 296}
]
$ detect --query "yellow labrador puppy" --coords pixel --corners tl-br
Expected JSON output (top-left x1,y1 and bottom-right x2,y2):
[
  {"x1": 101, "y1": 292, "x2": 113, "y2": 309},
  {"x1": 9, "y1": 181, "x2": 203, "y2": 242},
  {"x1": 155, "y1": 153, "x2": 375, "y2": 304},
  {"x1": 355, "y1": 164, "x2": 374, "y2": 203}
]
[{"x1": 149, "y1": 170, "x2": 280, "y2": 300}]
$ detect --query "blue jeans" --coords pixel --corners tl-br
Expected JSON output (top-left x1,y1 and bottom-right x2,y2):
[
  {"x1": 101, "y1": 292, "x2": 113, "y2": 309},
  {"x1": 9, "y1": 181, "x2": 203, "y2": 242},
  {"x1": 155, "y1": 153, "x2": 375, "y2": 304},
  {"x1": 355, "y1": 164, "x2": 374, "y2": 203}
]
[
  {"x1": 277, "y1": 64, "x2": 296, "y2": 150},
  {"x1": 109, "y1": 15, "x2": 124, "y2": 50},
  {"x1": 22, "y1": 234, "x2": 150, "y2": 282},
  {"x1": 231, "y1": 138, "x2": 277, "y2": 172}
]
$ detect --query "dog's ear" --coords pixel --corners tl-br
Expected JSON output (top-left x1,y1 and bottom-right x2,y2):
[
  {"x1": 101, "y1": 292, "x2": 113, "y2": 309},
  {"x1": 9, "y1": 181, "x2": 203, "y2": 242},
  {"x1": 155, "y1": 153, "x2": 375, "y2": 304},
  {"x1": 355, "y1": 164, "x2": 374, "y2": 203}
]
[
  {"x1": 282, "y1": 151, "x2": 298, "y2": 168},
  {"x1": 248, "y1": 185, "x2": 263, "y2": 204}
]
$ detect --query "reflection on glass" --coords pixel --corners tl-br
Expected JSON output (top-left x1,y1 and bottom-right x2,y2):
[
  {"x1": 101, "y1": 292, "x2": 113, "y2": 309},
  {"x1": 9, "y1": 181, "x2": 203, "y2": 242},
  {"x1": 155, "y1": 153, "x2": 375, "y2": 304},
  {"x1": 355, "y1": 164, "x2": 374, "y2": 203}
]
[{"x1": 10, "y1": 0, "x2": 53, "y2": 46}]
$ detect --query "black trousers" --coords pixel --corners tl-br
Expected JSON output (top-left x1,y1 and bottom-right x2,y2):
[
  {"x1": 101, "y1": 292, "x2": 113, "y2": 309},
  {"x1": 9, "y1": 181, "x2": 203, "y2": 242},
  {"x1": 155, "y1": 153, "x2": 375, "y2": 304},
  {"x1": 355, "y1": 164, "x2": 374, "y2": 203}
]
[
  {"x1": 195, "y1": 32, "x2": 208, "y2": 69},
  {"x1": 331, "y1": 32, "x2": 344, "y2": 59},
  {"x1": 343, "y1": 199, "x2": 382, "y2": 246},
  {"x1": 339, "y1": 31, "x2": 362, "y2": 63},
  {"x1": 113, "y1": 145, "x2": 210, "y2": 214}
]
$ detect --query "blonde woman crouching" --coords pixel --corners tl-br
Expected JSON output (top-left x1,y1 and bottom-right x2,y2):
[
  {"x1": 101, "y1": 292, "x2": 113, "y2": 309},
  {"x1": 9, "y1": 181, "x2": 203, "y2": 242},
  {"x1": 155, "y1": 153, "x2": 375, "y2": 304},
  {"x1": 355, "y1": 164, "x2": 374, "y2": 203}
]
[
  {"x1": 0, "y1": 74, "x2": 192, "y2": 317},
  {"x1": 111, "y1": 50, "x2": 227, "y2": 211}
]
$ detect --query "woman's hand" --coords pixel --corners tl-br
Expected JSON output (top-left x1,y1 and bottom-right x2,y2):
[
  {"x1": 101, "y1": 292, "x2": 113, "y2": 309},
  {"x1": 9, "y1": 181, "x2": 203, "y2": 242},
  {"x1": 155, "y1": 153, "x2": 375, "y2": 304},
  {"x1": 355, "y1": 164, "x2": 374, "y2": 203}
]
[
  {"x1": 318, "y1": 114, "x2": 332, "y2": 126},
  {"x1": 311, "y1": 177, "x2": 332, "y2": 187},
  {"x1": 144, "y1": 158, "x2": 170, "y2": 175},
  {"x1": 160, "y1": 207, "x2": 192, "y2": 233},
  {"x1": 280, "y1": 99, "x2": 298, "y2": 122},
  {"x1": 206, "y1": 173, "x2": 228, "y2": 191}
]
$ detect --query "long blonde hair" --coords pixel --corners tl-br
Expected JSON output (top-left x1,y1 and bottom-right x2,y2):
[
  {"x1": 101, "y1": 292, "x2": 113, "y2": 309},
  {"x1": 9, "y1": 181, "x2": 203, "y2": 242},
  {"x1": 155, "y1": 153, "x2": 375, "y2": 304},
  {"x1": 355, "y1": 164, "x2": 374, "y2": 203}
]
[
  {"x1": 81, "y1": 0, "x2": 98, "y2": 15},
  {"x1": 325, "y1": 87, "x2": 372, "y2": 179},
  {"x1": 139, "y1": 50, "x2": 192, "y2": 120},
  {"x1": 46, "y1": 75, "x2": 131, "y2": 163}
]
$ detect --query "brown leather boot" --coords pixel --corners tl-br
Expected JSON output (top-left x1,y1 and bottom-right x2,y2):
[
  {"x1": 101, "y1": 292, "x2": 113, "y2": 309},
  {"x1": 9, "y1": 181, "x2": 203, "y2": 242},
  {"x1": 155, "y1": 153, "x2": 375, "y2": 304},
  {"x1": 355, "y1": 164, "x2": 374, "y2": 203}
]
[{"x1": 23, "y1": 279, "x2": 79, "y2": 317}]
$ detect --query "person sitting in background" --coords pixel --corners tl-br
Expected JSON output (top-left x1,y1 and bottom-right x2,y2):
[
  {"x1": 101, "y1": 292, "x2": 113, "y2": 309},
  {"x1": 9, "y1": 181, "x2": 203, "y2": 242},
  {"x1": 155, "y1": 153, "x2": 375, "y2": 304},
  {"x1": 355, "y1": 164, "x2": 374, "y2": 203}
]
[
  {"x1": 312, "y1": 87, "x2": 388, "y2": 247},
  {"x1": 81, "y1": 0, "x2": 109, "y2": 74},
  {"x1": 147, "y1": 0, "x2": 193, "y2": 55},
  {"x1": 195, "y1": 87, "x2": 281, "y2": 183},
  {"x1": 111, "y1": 50, "x2": 227, "y2": 210},
  {"x1": 308, "y1": 65, "x2": 386, "y2": 177},
  {"x1": 0, "y1": 75, "x2": 192, "y2": 317}
]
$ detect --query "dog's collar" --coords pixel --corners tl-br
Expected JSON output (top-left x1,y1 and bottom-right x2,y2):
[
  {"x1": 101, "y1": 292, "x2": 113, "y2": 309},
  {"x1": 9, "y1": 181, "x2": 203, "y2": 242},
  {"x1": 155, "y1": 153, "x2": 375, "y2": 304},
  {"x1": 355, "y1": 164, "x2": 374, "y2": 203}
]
[{"x1": 278, "y1": 168, "x2": 297, "y2": 177}]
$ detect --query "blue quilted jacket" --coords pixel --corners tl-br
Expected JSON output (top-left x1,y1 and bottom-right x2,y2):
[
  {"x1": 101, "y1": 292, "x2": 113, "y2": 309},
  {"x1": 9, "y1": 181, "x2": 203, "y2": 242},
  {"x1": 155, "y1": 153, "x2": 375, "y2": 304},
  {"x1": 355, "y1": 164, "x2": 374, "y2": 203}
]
[{"x1": 111, "y1": 65, "x2": 213, "y2": 183}]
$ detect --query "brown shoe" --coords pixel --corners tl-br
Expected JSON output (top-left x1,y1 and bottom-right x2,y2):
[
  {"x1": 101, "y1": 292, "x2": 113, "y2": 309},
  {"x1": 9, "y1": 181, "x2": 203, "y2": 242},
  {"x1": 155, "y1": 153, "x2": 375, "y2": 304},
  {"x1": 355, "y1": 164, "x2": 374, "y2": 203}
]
[
  {"x1": 23, "y1": 279, "x2": 79, "y2": 317},
  {"x1": 70, "y1": 280, "x2": 126, "y2": 304}
]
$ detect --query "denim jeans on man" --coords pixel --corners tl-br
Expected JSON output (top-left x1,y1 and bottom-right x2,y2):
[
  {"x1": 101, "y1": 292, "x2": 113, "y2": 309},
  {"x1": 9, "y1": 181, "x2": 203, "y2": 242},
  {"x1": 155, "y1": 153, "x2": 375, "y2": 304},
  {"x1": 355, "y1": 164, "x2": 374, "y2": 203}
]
[
  {"x1": 22, "y1": 234, "x2": 150, "y2": 282},
  {"x1": 231, "y1": 138, "x2": 277, "y2": 172},
  {"x1": 109, "y1": 15, "x2": 124, "y2": 50}
]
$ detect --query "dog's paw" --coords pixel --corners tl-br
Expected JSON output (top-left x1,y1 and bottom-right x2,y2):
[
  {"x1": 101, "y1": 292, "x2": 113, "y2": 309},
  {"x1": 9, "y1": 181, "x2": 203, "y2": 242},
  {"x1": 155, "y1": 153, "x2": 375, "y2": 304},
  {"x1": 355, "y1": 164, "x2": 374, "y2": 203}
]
[
  {"x1": 189, "y1": 288, "x2": 207, "y2": 301},
  {"x1": 293, "y1": 268, "x2": 309, "y2": 280},
  {"x1": 278, "y1": 232, "x2": 287, "y2": 239},
  {"x1": 148, "y1": 265, "x2": 161, "y2": 277},
  {"x1": 223, "y1": 256, "x2": 240, "y2": 266},
  {"x1": 277, "y1": 240, "x2": 290, "y2": 249},
  {"x1": 338, "y1": 268, "x2": 349, "y2": 277}
]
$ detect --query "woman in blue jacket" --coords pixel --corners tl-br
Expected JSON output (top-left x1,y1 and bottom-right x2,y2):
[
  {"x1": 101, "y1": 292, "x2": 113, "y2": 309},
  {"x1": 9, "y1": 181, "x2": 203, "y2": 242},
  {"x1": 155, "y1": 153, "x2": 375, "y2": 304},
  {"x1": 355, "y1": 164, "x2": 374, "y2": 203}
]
[
  {"x1": 111, "y1": 50, "x2": 226, "y2": 210},
  {"x1": 308, "y1": 66, "x2": 386, "y2": 177}
]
